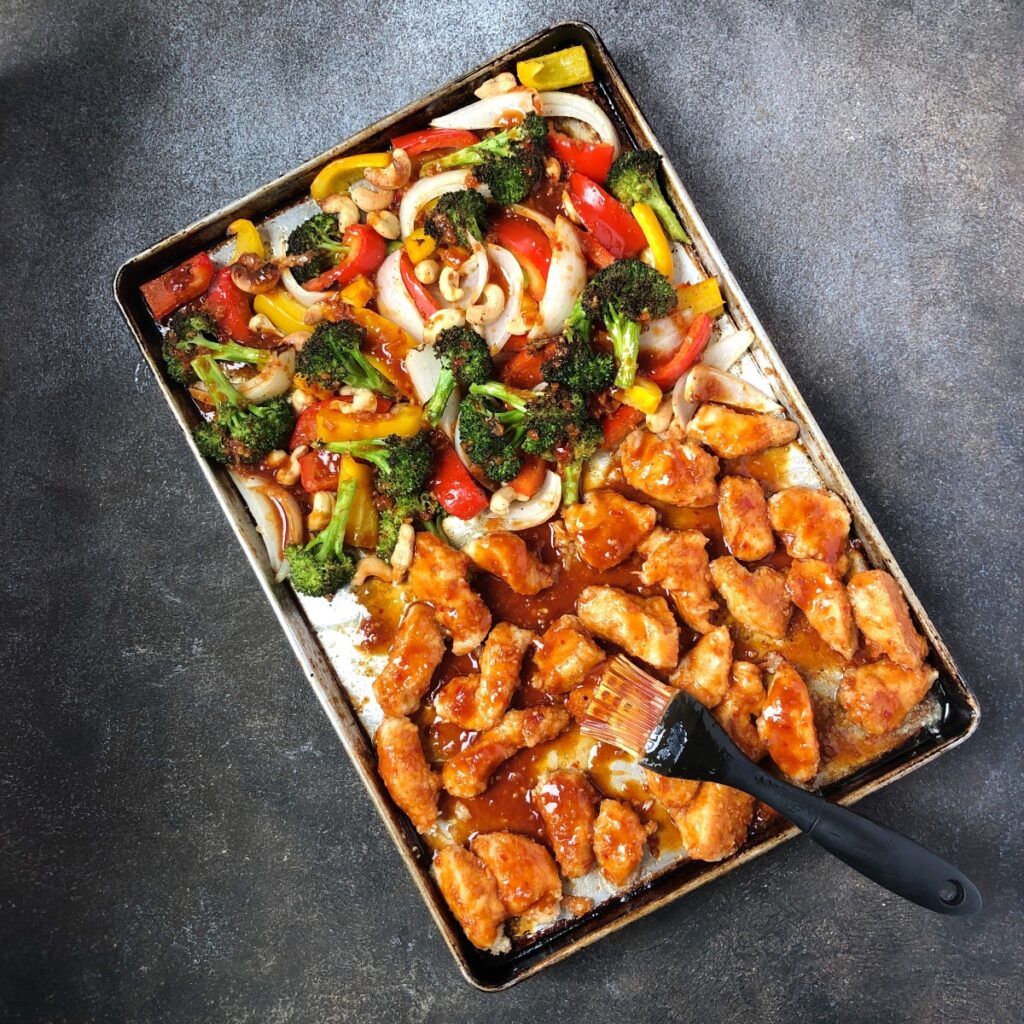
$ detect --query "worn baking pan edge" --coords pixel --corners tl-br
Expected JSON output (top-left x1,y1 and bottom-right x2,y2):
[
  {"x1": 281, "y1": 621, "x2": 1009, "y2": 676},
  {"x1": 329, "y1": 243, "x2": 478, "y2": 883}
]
[{"x1": 113, "y1": 21, "x2": 979, "y2": 990}]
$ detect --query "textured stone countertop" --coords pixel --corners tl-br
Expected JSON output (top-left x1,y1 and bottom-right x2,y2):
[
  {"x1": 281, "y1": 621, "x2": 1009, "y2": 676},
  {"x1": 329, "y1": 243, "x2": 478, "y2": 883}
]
[{"x1": 1, "y1": 1, "x2": 1021, "y2": 1021}]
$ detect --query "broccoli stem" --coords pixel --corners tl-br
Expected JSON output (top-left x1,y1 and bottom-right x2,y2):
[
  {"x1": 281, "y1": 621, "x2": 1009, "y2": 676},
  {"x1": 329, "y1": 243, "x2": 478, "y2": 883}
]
[
  {"x1": 561, "y1": 459, "x2": 585, "y2": 506},
  {"x1": 424, "y1": 367, "x2": 457, "y2": 426},
  {"x1": 199, "y1": 338, "x2": 270, "y2": 366},
  {"x1": 192, "y1": 354, "x2": 245, "y2": 409},
  {"x1": 605, "y1": 305, "x2": 641, "y2": 389},
  {"x1": 646, "y1": 191, "x2": 690, "y2": 244},
  {"x1": 468, "y1": 380, "x2": 531, "y2": 412},
  {"x1": 322, "y1": 439, "x2": 390, "y2": 474},
  {"x1": 310, "y1": 479, "x2": 357, "y2": 560}
]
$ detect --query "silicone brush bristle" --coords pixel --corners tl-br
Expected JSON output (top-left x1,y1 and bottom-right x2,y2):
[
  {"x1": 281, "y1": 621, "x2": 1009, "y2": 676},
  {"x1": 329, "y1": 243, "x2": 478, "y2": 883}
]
[{"x1": 579, "y1": 656, "x2": 676, "y2": 758}]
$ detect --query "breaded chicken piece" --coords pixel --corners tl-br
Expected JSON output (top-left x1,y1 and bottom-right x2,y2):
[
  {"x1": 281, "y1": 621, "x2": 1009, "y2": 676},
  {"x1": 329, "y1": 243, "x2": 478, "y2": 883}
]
[
  {"x1": 566, "y1": 677, "x2": 599, "y2": 723},
  {"x1": 643, "y1": 768, "x2": 701, "y2": 813},
  {"x1": 838, "y1": 659, "x2": 938, "y2": 735},
  {"x1": 433, "y1": 845, "x2": 509, "y2": 952},
  {"x1": 675, "y1": 782, "x2": 755, "y2": 862},
  {"x1": 714, "y1": 660, "x2": 767, "y2": 762},
  {"x1": 847, "y1": 570, "x2": 928, "y2": 669},
  {"x1": 620, "y1": 428, "x2": 719, "y2": 507},
  {"x1": 638, "y1": 527, "x2": 719, "y2": 634},
  {"x1": 533, "y1": 769, "x2": 598, "y2": 879},
  {"x1": 471, "y1": 831, "x2": 562, "y2": 926},
  {"x1": 577, "y1": 586, "x2": 680, "y2": 670},
  {"x1": 372, "y1": 603, "x2": 446, "y2": 717},
  {"x1": 767, "y1": 486, "x2": 851, "y2": 564},
  {"x1": 718, "y1": 475, "x2": 775, "y2": 562},
  {"x1": 786, "y1": 558, "x2": 858, "y2": 660},
  {"x1": 686, "y1": 404, "x2": 799, "y2": 459},
  {"x1": 375, "y1": 717, "x2": 441, "y2": 833},
  {"x1": 756, "y1": 660, "x2": 820, "y2": 783},
  {"x1": 532, "y1": 615, "x2": 606, "y2": 695},
  {"x1": 710, "y1": 556, "x2": 792, "y2": 639},
  {"x1": 593, "y1": 799, "x2": 651, "y2": 887},
  {"x1": 464, "y1": 531, "x2": 555, "y2": 596},
  {"x1": 670, "y1": 625, "x2": 733, "y2": 708},
  {"x1": 441, "y1": 706, "x2": 571, "y2": 798},
  {"x1": 409, "y1": 533, "x2": 491, "y2": 655},
  {"x1": 563, "y1": 489, "x2": 657, "y2": 569},
  {"x1": 434, "y1": 622, "x2": 535, "y2": 730}
]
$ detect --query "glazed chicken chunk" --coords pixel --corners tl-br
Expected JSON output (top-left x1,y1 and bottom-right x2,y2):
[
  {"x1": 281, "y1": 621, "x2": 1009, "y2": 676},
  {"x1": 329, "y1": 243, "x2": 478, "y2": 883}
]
[
  {"x1": 577, "y1": 586, "x2": 680, "y2": 670},
  {"x1": 533, "y1": 769, "x2": 598, "y2": 879},
  {"x1": 372, "y1": 602, "x2": 446, "y2": 717},
  {"x1": 433, "y1": 845, "x2": 509, "y2": 952},
  {"x1": 434, "y1": 622, "x2": 535, "y2": 730},
  {"x1": 718, "y1": 475, "x2": 775, "y2": 562},
  {"x1": 670, "y1": 625, "x2": 733, "y2": 708},
  {"x1": 375, "y1": 717, "x2": 441, "y2": 833},
  {"x1": 838, "y1": 659, "x2": 938, "y2": 735},
  {"x1": 638, "y1": 527, "x2": 719, "y2": 634},
  {"x1": 620, "y1": 428, "x2": 719, "y2": 507},
  {"x1": 532, "y1": 615, "x2": 606, "y2": 695},
  {"x1": 441, "y1": 706, "x2": 571, "y2": 798},
  {"x1": 710, "y1": 556, "x2": 792, "y2": 639},
  {"x1": 409, "y1": 533, "x2": 491, "y2": 655},
  {"x1": 643, "y1": 768, "x2": 701, "y2": 814},
  {"x1": 714, "y1": 660, "x2": 767, "y2": 762},
  {"x1": 471, "y1": 831, "x2": 562, "y2": 928},
  {"x1": 464, "y1": 531, "x2": 555, "y2": 596},
  {"x1": 686, "y1": 404, "x2": 799, "y2": 459},
  {"x1": 674, "y1": 782, "x2": 755, "y2": 862},
  {"x1": 562, "y1": 489, "x2": 657, "y2": 569},
  {"x1": 786, "y1": 558, "x2": 859, "y2": 660},
  {"x1": 847, "y1": 570, "x2": 928, "y2": 669},
  {"x1": 593, "y1": 799, "x2": 652, "y2": 887},
  {"x1": 767, "y1": 486, "x2": 851, "y2": 564},
  {"x1": 756, "y1": 660, "x2": 820, "y2": 783}
]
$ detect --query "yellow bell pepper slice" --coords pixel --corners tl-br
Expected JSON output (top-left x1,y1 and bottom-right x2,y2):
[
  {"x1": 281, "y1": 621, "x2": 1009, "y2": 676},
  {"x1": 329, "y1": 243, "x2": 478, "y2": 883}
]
[
  {"x1": 337, "y1": 455, "x2": 379, "y2": 549},
  {"x1": 310, "y1": 153, "x2": 391, "y2": 203},
  {"x1": 516, "y1": 46, "x2": 593, "y2": 91},
  {"x1": 404, "y1": 229, "x2": 436, "y2": 264},
  {"x1": 315, "y1": 402, "x2": 423, "y2": 444},
  {"x1": 340, "y1": 275, "x2": 374, "y2": 308},
  {"x1": 632, "y1": 203, "x2": 673, "y2": 279},
  {"x1": 614, "y1": 377, "x2": 663, "y2": 415},
  {"x1": 676, "y1": 277, "x2": 725, "y2": 319},
  {"x1": 253, "y1": 288, "x2": 308, "y2": 336},
  {"x1": 227, "y1": 218, "x2": 265, "y2": 263}
]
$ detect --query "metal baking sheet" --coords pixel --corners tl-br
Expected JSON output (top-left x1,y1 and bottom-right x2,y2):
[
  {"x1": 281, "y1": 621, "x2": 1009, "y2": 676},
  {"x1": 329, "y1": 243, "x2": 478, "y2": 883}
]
[{"x1": 114, "y1": 22, "x2": 980, "y2": 990}]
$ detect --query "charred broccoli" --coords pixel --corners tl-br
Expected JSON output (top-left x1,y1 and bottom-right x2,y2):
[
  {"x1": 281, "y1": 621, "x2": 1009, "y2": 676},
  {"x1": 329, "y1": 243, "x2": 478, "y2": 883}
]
[
  {"x1": 163, "y1": 310, "x2": 270, "y2": 385},
  {"x1": 541, "y1": 302, "x2": 615, "y2": 396},
  {"x1": 285, "y1": 477, "x2": 358, "y2": 597},
  {"x1": 296, "y1": 321, "x2": 394, "y2": 395},
  {"x1": 560, "y1": 419, "x2": 603, "y2": 507},
  {"x1": 424, "y1": 189, "x2": 490, "y2": 248},
  {"x1": 286, "y1": 212, "x2": 347, "y2": 284},
  {"x1": 606, "y1": 150, "x2": 690, "y2": 244},
  {"x1": 323, "y1": 432, "x2": 433, "y2": 504},
  {"x1": 424, "y1": 325, "x2": 494, "y2": 425}
]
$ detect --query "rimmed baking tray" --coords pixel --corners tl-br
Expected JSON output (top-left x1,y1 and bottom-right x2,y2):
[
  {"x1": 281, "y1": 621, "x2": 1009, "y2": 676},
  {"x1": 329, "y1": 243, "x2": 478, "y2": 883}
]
[{"x1": 114, "y1": 21, "x2": 980, "y2": 990}]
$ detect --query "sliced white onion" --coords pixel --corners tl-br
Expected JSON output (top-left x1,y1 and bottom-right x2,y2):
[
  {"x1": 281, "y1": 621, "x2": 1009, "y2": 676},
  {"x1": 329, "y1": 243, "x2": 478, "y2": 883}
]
[
  {"x1": 430, "y1": 89, "x2": 538, "y2": 129},
  {"x1": 581, "y1": 451, "x2": 615, "y2": 494},
  {"x1": 451, "y1": 240, "x2": 489, "y2": 309},
  {"x1": 236, "y1": 348, "x2": 295, "y2": 403},
  {"x1": 703, "y1": 327, "x2": 755, "y2": 371},
  {"x1": 683, "y1": 364, "x2": 781, "y2": 413},
  {"x1": 280, "y1": 267, "x2": 329, "y2": 307},
  {"x1": 670, "y1": 243, "x2": 703, "y2": 286},
  {"x1": 375, "y1": 249, "x2": 425, "y2": 344},
  {"x1": 539, "y1": 92, "x2": 620, "y2": 157},
  {"x1": 481, "y1": 244, "x2": 523, "y2": 355},
  {"x1": 671, "y1": 373, "x2": 699, "y2": 429},
  {"x1": 405, "y1": 345, "x2": 458, "y2": 438},
  {"x1": 230, "y1": 471, "x2": 305, "y2": 577},
  {"x1": 442, "y1": 470, "x2": 561, "y2": 545},
  {"x1": 639, "y1": 314, "x2": 684, "y2": 356},
  {"x1": 399, "y1": 168, "x2": 479, "y2": 238}
]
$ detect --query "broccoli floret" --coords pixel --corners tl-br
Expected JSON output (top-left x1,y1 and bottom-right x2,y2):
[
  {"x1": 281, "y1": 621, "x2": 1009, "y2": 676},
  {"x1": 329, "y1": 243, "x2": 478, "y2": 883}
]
[
  {"x1": 457, "y1": 393, "x2": 523, "y2": 484},
  {"x1": 541, "y1": 302, "x2": 616, "y2": 396},
  {"x1": 476, "y1": 150, "x2": 544, "y2": 205},
  {"x1": 296, "y1": 321, "x2": 394, "y2": 395},
  {"x1": 606, "y1": 150, "x2": 690, "y2": 244},
  {"x1": 190, "y1": 355, "x2": 294, "y2": 464},
  {"x1": 286, "y1": 212, "x2": 347, "y2": 284},
  {"x1": 582, "y1": 259, "x2": 677, "y2": 389},
  {"x1": 164, "y1": 310, "x2": 270, "y2": 385},
  {"x1": 424, "y1": 325, "x2": 494, "y2": 425},
  {"x1": 424, "y1": 189, "x2": 490, "y2": 248},
  {"x1": 375, "y1": 508, "x2": 404, "y2": 561},
  {"x1": 560, "y1": 419, "x2": 603, "y2": 506},
  {"x1": 285, "y1": 477, "x2": 358, "y2": 597},
  {"x1": 323, "y1": 432, "x2": 433, "y2": 503}
]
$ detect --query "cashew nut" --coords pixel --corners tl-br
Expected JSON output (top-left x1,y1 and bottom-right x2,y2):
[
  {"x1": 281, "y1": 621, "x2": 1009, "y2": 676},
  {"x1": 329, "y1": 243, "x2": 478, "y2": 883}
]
[
  {"x1": 366, "y1": 148, "x2": 411, "y2": 190},
  {"x1": 321, "y1": 193, "x2": 360, "y2": 229},
  {"x1": 389, "y1": 523, "x2": 416, "y2": 582},
  {"x1": 283, "y1": 329, "x2": 312, "y2": 350},
  {"x1": 230, "y1": 252, "x2": 281, "y2": 294},
  {"x1": 646, "y1": 398, "x2": 675, "y2": 434},
  {"x1": 367, "y1": 210, "x2": 400, "y2": 239},
  {"x1": 308, "y1": 491, "x2": 336, "y2": 533},
  {"x1": 474, "y1": 72, "x2": 517, "y2": 99},
  {"x1": 424, "y1": 308, "x2": 466, "y2": 344},
  {"x1": 349, "y1": 179, "x2": 394, "y2": 212},
  {"x1": 489, "y1": 486, "x2": 518, "y2": 514},
  {"x1": 352, "y1": 556, "x2": 394, "y2": 586},
  {"x1": 290, "y1": 387, "x2": 315, "y2": 414},
  {"x1": 438, "y1": 266, "x2": 464, "y2": 303},
  {"x1": 273, "y1": 446, "x2": 306, "y2": 487},
  {"x1": 544, "y1": 156, "x2": 561, "y2": 181},
  {"x1": 466, "y1": 283, "x2": 505, "y2": 326},
  {"x1": 303, "y1": 303, "x2": 330, "y2": 326},
  {"x1": 414, "y1": 259, "x2": 440, "y2": 285},
  {"x1": 248, "y1": 313, "x2": 282, "y2": 337}
]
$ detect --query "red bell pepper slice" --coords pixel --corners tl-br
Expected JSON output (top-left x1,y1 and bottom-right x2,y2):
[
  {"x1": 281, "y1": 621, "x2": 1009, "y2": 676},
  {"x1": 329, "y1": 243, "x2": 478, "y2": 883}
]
[
  {"x1": 399, "y1": 251, "x2": 441, "y2": 318},
  {"x1": 290, "y1": 396, "x2": 392, "y2": 449},
  {"x1": 390, "y1": 128, "x2": 480, "y2": 157},
  {"x1": 499, "y1": 346, "x2": 549, "y2": 389},
  {"x1": 548, "y1": 131, "x2": 615, "y2": 183},
  {"x1": 205, "y1": 266, "x2": 255, "y2": 342},
  {"x1": 140, "y1": 251, "x2": 214, "y2": 320},
  {"x1": 492, "y1": 214, "x2": 551, "y2": 301},
  {"x1": 298, "y1": 449, "x2": 341, "y2": 493},
  {"x1": 600, "y1": 405, "x2": 643, "y2": 449},
  {"x1": 509, "y1": 455, "x2": 547, "y2": 499},
  {"x1": 567, "y1": 172, "x2": 646, "y2": 259},
  {"x1": 578, "y1": 230, "x2": 616, "y2": 270},
  {"x1": 301, "y1": 224, "x2": 388, "y2": 292},
  {"x1": 431, "y1": 442, "x2": 489, "y2": 519},
  {"x1": 646, "y1": 313, "x2": 713, "y2": 390}
]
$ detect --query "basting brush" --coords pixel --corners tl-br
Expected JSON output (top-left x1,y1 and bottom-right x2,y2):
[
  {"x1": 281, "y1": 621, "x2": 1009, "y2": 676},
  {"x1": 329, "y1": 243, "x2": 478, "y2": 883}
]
[{"x1": 580, "y1": 656, "x2": 981, "y2": 916}]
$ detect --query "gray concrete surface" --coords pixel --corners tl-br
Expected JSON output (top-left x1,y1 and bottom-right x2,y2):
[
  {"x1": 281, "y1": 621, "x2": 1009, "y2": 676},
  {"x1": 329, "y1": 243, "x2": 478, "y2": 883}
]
[{"x1": 2, "y1": 1, "x2": 1021, "y2": 1021}]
